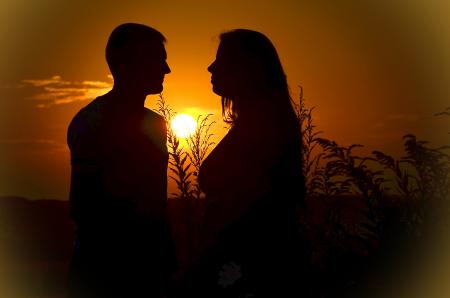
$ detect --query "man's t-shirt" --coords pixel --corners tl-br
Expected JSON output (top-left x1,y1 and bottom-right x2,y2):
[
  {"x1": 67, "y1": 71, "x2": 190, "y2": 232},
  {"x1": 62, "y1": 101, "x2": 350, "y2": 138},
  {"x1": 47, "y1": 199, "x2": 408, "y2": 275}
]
[
  {"x1": 67, "y1": 95, "x2": 176, "y2": 296},
  {"x1": 68, "y1": 95, "x2": 168, "y2": 225}
]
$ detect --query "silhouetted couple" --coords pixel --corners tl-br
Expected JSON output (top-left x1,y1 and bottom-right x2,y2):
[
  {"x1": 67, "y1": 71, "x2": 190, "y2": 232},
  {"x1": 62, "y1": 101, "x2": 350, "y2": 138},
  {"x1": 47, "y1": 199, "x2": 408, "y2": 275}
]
[{"x1": 67, "y1": 23, "x2": 307, "y2": 298}]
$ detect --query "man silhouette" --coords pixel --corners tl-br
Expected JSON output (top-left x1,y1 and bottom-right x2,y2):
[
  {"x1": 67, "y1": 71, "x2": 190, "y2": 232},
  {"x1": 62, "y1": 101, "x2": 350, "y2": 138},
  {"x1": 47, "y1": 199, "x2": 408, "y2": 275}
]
[{"x1": 67, "y1": 23, "x2": 176, "y2": 298}]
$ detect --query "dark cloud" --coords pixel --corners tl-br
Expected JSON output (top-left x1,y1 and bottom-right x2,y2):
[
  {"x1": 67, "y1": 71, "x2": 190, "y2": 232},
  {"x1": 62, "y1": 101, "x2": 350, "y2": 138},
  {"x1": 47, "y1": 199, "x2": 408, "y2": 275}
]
[
  {"x1": 0, "y1": 138, "x2": 67, "y2": 154},
  {"x1": 21, "y1": 75, "x2": 113, "y2": 108}
]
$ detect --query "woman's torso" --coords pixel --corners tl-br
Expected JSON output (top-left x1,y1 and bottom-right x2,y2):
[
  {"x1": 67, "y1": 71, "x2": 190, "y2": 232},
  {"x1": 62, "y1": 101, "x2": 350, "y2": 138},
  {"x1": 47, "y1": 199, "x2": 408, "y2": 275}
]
[{"x1": 198, "y1": 111, "x2": 304, "y2": 251}]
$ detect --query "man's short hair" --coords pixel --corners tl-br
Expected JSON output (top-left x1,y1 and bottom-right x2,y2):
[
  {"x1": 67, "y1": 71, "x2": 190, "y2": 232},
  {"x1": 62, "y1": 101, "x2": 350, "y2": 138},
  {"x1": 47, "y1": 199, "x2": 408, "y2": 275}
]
[{"x1": 105, "y1": 23, "x2": 166, "y2": 78}]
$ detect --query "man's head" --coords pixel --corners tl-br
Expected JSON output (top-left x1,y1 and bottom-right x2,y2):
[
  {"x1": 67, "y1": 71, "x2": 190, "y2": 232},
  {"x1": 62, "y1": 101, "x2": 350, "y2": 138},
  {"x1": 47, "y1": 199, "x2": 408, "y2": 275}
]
[{"x1": 106, "y1": 23, "x2": 170, "y2": 95}]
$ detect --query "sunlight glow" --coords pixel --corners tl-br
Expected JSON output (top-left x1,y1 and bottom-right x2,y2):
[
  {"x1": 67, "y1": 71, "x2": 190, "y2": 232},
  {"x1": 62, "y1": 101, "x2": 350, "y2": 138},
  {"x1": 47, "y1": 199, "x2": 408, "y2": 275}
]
[{"x1": 171, "y1": 114, "x2": 197, "y2": 138}]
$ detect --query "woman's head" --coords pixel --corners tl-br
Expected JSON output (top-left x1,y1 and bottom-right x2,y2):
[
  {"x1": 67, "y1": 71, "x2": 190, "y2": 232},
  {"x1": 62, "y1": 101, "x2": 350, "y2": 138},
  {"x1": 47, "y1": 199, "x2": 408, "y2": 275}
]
[{"x1": 208, "y1": 29, "x2": 292, "y2": 124}]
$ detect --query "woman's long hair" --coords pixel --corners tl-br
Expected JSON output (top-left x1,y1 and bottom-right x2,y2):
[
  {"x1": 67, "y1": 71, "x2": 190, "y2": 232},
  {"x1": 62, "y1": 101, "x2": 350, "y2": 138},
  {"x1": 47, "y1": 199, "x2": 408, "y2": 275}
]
[
  {"x1": 219, "y1": 30, "x2": 305, "y2": 207},
  {"x1": 219, "y1": 29, "x2": 297, "y2": 127}
]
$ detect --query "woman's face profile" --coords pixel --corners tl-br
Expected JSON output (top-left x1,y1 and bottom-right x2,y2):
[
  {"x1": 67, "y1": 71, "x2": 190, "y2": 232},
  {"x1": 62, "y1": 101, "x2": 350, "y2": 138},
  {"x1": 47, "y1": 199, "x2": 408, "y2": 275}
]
[
  {"x1": 208, "y1": 41, "x2": 265, "y2": 100},
  {"x1": 208, "y1": 42, "x2": 247, "y2": 98}
]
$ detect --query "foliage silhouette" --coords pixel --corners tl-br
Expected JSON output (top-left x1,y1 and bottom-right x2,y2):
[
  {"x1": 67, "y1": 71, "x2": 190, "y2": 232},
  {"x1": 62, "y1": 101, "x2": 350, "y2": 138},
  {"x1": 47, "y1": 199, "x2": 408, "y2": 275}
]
[
  {"x1": 159, "y1": 90, "x2": 449, "y2": 297},
  {"x1": 156, "y1": 95, "x2": 216, "y2": 266},
  {"x1": 186, "y1": 114, "x2": 216, "y2": 201},
  {"x1": 157, "y1": 95, "x2": 193, "y2": 200}
]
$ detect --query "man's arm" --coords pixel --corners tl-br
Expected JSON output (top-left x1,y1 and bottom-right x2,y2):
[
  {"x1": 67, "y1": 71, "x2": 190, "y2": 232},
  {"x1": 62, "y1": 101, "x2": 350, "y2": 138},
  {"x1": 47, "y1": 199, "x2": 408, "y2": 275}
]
[
  {"x1": 135, "y1": 113, "x2": 169, "y2": 220},
  {"x1": 67, "y1": 113, "x2": 103, "y2": 225}
]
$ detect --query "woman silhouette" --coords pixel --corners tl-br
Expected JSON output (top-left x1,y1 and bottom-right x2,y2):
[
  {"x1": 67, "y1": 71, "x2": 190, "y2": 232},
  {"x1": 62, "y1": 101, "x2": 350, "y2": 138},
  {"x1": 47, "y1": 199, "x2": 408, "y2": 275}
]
[{"x1": 174, "y1": 29, "x2": 309, "y2": 297}]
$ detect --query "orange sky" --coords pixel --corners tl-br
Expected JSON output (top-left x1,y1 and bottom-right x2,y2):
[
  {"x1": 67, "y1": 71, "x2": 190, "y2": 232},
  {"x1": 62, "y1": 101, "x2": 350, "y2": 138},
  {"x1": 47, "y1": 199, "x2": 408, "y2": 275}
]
[{"x1": 0, "y1": 0, "x2": 449, "y2": 199}]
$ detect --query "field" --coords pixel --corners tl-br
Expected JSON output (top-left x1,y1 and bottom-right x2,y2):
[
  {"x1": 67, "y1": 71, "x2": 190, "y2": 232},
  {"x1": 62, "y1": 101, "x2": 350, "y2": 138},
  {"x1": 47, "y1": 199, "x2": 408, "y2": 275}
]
[{"x1": 0, "y1": 95, "x2": 448, "y2": 297}]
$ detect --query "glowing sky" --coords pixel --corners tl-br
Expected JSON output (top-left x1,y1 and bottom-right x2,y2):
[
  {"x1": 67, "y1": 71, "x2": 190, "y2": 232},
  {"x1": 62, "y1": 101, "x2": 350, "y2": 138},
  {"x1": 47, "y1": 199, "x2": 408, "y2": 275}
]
[{"x1": 0, "y1": 0, "x2": 449, "y2": 199}]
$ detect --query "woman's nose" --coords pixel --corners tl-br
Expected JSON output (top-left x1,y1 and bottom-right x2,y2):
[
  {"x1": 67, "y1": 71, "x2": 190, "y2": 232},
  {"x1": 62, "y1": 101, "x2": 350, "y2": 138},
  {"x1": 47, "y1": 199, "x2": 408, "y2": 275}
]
[
  {"x1": 207, "y1": 61, "x2": 215, "y2": 73},
  {"x1": 164, "y1": 61, "x2": 171, "y2": 74}
]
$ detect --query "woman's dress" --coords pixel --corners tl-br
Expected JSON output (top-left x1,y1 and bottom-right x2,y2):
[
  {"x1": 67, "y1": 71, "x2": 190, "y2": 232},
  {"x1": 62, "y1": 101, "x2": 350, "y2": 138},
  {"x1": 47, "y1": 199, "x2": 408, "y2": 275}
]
[{"x1": 174, "y1": 114, "x2": 310, "y2": 297}]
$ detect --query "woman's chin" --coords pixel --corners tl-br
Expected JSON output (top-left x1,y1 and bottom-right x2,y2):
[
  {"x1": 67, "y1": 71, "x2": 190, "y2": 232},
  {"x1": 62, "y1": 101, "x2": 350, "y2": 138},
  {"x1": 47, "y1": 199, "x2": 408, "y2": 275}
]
[{"x1": 212, "y1": 85, "x2": 226, "y2": 97}]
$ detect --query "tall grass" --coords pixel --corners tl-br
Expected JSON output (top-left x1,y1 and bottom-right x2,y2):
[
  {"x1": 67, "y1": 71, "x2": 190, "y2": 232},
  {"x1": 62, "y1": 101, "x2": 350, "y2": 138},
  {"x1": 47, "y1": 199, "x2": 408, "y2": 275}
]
[
  {"x1": 158, "y1": 91, "x2": 449, "y2": 293},
  {"x1": 156, "y1": 94, "x2": 216, "y2": 200},
  {"x1": 159, "y1": 91, "x2": 449, "y2": 235},
  {"x1": 295, "y1": 89, "x2": 449, "y2": 201},
  {"x1": 296, "y1": 86, "x2": 325, "y2": 196},
  {"x1": 187, "y1": 114, "x2": 216, "y2": 200},
  {"x1": 156, "y1": 95, "x2": 216, "y2": 264},
  {"x1": 294, "y1": 89, "x2": 450, "y2": 282},
  {"x1": 156, "y1": 95, "x2": 193, "y2": 200}
]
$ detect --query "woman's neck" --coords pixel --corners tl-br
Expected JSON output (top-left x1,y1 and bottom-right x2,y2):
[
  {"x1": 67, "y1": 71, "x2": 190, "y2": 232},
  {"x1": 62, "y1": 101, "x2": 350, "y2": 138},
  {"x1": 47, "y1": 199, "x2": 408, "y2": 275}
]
[{"x1": 234, "y1": 93, "x2": 278, "y2": 125}]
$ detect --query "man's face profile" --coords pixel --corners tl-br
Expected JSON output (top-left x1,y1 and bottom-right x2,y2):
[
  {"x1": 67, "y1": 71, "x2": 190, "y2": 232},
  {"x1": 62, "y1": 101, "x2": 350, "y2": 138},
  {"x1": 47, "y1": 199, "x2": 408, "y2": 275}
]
[{"x1": 121, "y1": 41, "x2": 171, "y2": 95}]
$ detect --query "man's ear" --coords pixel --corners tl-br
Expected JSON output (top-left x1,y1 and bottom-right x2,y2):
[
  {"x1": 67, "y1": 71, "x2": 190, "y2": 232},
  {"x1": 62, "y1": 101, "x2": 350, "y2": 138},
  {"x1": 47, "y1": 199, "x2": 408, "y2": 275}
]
[{"x1": 115, "y1": 59, "x2": 133, "y2": 79}]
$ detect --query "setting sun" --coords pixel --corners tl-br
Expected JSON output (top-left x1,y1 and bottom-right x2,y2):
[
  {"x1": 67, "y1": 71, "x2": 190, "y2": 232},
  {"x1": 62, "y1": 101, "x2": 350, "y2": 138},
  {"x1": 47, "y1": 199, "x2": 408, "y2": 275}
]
[{"x1": 171, "y1": 114, "x2": 197, "y2": 138}]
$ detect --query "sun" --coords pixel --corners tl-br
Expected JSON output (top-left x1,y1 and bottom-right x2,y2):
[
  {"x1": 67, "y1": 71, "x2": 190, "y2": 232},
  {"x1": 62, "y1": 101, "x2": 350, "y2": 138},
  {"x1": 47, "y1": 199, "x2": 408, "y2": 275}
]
[{"x1": 171, "y1": 114, "x2": 197, "y2": 138}]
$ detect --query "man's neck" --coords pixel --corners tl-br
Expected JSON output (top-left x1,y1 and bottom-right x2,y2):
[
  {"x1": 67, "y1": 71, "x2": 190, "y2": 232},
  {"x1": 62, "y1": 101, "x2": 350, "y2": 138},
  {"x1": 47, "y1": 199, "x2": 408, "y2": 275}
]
[{"x1": 107, "y1": 85, "x2": 147, "y2": 109}]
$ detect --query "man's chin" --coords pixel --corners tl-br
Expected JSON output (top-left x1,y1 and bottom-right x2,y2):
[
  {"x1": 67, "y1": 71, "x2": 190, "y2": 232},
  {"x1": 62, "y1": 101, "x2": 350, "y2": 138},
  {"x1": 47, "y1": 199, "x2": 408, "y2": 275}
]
[{"x1": 146, "y1": 84, "x2": 164, "y2": 95}]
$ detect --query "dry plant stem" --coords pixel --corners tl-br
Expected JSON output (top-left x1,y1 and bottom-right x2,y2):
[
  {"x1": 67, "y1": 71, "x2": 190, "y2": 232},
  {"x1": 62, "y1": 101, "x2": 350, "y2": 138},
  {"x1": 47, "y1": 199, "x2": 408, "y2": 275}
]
[
  {"x1": 156, "y1": 94, "x2": 192, "y2": 199},
  {"x1": 187, "y1": 114, "x2": 216, "y2": 200}
]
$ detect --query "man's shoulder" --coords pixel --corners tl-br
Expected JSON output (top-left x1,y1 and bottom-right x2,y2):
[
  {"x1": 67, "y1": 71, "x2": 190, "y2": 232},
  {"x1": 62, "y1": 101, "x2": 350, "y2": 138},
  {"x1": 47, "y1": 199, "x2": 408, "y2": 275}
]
[
  {"x1": 67, "y1": 97, "x2": 105, "y2": 147},
  {"x1": 143, "y1": 107, "x2": 165, "y2": 122},
  {"x1": 70, "y1": 97, "x2": 105, "y2": 126},
  {"x1": 141, "y1": 108, "x2": 167, "y2": 143},
  {"x1": 142, "y1": 108, "x2": 167, "y2": 129}
]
